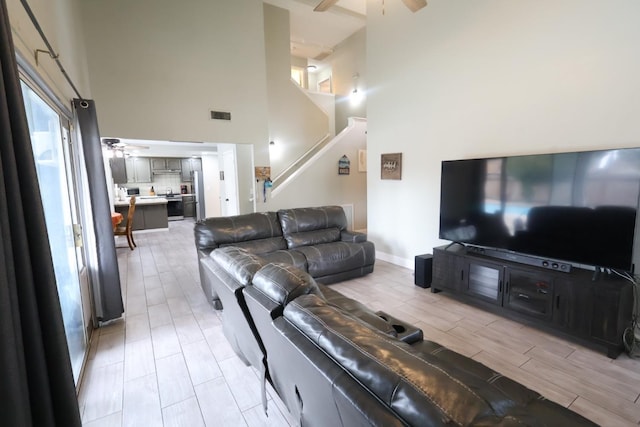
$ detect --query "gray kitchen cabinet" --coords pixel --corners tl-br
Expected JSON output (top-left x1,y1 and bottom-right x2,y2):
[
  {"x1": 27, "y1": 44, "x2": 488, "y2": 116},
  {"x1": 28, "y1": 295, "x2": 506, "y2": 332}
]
[
  {"x1": 125, "y1": 157, "x2": 152, "y2": 183},
  {"x1": 115, "y1": 203, "x2": 168, "y2": 230},
  {"x1": 143, "y1": 204, "x2": 169, "y2": 229},
  {"x1": 166, "y1": 158, "x2": 182, "y2": 170},
  {"x1": 181, "y1": 158, "x2": 202, "y2": 181},
  {"x1": 110, "y1": 158, "x2": 127, "y2": 184},
  {"x1": 151, "y1": 158, "x2": 182, "y2": 172}
]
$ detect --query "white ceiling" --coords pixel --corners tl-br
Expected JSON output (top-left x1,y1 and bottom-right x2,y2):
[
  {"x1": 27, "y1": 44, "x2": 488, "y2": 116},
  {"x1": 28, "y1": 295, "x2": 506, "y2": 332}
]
[{"x1": 264, "y1": 0, "x2": 366, "y2": 60}]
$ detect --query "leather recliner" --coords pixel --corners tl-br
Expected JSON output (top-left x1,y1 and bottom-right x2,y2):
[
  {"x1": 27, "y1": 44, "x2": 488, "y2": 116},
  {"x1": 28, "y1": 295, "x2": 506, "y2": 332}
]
[
  {"x1": 194, "y1": 205, "x2": 375, "y2": 309},
  {"x1": 243, "y1": 262, "x2": 597, "y2": 427}
]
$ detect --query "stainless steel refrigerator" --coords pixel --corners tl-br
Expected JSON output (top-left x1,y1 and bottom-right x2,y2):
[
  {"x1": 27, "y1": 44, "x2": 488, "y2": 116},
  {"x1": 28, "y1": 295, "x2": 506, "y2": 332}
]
[{"x1": 193, "y1": 170, "x2": 206, "y2": 221}]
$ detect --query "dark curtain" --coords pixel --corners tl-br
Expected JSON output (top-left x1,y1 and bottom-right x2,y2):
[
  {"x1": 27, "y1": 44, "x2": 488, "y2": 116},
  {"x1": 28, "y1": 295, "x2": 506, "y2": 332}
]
[
  {"x1": 0, "y1": 0, "x2": 81, "y2": 425},
  {"x1": 73, "y1": 99, "x2": 123, "y2": 322}
]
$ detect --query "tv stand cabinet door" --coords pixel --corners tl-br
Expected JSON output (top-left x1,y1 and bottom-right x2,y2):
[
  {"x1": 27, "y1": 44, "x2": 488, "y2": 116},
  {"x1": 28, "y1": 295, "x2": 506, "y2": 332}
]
[
  {"x1": 504, "y1": 268, "x2": 553, "y2": 320},
  {"x1": 463, "y1": 259, "x2": 504, "y2": 306},
  {"x1": 432, "y1": 248, "x2": 465, "y2": 293},
  {"x1": 587, "y1": 281, "x2": 633, "y2": 356}
]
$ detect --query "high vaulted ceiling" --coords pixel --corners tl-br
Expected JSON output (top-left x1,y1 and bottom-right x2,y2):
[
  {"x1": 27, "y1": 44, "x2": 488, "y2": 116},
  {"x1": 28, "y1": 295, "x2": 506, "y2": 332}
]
[{"x1": 263, "y1": 0, "x2": 366, "y2": 60}]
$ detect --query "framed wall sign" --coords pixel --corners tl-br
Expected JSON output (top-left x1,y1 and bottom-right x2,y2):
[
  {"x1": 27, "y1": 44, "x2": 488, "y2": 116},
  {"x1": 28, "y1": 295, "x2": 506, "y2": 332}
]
[{"x1": 381, "y1": 153, "x2": 402, "y2": 180}]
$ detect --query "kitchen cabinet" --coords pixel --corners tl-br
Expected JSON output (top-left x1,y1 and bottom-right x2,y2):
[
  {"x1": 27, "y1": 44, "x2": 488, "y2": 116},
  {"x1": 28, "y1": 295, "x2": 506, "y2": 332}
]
[
  {"x1": 181, "y1": 158, "x2": 202, "y2": 181},
  {"x1": 115, "y1": 200, "x2": 168, "y2": 230},
  {"x1": 125, "y1": 157, "x2": 152, "y2": 183},
  {"x1": 151, "y1": 158, "x2": 182, "y2": 172},
  {"x1": 110, "y1": 158, "x2": 127, "y2": 184},
  {"x1": 432, "y1": 244, "x2": 633, "y2": 358}
]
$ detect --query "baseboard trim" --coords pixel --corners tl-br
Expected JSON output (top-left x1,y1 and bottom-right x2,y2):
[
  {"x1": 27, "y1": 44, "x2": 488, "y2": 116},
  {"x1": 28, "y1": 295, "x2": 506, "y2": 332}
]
[{"x1": 375, "y1": 251, "x2": 413, "y2": 269}]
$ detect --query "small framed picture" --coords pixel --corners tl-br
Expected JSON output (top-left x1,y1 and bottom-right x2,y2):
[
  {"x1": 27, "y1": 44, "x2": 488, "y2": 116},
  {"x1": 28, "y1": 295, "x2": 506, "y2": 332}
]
[
  {"x1": 358, "y1": 149, "x2": 367, "y2": 172},
  {"x1": 381, "y1": 153, "x2": 402, "y2": 180}
]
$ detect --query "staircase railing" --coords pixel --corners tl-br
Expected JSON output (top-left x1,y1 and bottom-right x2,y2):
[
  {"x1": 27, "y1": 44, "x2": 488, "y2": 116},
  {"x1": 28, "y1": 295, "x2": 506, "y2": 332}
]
[
  {"x1": 271, "y1": 132, "x2": 331, "y2": 189},
  {"x1": 271, "y1": 117, "x2": 366, "y2": 197}
]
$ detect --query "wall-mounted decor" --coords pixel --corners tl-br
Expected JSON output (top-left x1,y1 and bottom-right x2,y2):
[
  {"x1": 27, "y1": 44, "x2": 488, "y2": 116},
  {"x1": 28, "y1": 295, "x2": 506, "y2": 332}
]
[
  {"x1": 255, "y1": 166, "x2": 271, "y2": 180},
  {"x1": 381, "y1": 153, "x2": 402, "y2": 180},
  {"x1": 358, "y1": 149, "x2": 367, "y2": 172},
  {"x1": 338, "y1": 155, "x2": 351, "y2": 175},
  {"x1": 254, "y1": 167, "x2": 272, "y2": 203}
]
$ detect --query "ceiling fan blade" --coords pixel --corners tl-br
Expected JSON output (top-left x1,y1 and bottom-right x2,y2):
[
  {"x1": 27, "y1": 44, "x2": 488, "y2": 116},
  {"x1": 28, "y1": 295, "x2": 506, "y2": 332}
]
[
  {"x1": 314, "y1": 0, "x2": 339, "y2": 12},
  {"x1": 401, "y1": 0, "x2": 427, "y2": 12}
]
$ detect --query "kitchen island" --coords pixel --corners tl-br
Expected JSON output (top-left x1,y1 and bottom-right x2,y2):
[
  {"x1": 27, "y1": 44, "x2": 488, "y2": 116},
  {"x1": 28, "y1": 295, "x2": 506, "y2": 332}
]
[{"x1": 114, "y1": 196, "x2": 168, "y2": 230}]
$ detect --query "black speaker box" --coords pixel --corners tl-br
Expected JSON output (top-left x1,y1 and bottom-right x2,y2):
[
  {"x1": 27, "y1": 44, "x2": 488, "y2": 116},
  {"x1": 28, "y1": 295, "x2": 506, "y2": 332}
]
[{"x1": 414, "y1": 254, "x2": 433, "y2": 288}]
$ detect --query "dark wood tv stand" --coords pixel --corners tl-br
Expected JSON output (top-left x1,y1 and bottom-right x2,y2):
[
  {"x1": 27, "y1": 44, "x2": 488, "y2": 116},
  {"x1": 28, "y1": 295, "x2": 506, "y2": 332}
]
[{"x1": 432, "y1": 244, "x2": 634, "y2": 358}]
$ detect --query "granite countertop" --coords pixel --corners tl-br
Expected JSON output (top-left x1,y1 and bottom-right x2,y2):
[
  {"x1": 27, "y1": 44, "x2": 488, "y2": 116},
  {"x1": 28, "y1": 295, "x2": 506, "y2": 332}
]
[{"x1": 114, "y1": 196, "x2": 168, "y2": 207}]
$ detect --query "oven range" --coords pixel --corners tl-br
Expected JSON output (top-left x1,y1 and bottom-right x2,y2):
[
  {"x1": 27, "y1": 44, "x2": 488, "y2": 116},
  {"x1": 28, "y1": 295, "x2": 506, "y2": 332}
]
[{"x1": 165, "y1": 194, "x2": 184, "y2": 221}]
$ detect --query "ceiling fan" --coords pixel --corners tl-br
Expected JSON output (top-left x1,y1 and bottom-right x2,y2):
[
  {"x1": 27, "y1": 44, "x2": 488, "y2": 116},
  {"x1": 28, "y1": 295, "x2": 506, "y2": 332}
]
[
  {"x1": 102, "y1": 138, "x2": 150, "y2": 152},
  {"x1": 314, "y1": 0, "x2": 427, "y2": 13}
]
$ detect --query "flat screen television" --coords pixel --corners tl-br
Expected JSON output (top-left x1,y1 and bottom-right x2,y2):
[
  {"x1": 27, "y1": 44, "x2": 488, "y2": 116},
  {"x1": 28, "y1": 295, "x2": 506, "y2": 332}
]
[{"x1": 439, "y1": 147, "x2": 640, "y2": 272}]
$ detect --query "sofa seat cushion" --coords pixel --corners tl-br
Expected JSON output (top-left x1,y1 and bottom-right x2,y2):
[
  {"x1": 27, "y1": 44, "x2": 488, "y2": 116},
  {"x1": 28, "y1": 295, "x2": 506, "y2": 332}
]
[
  {"x1": 210, "y1": 246, "x2": 266, "y2": 286},
  {"x1": 220, "y1": 236, "x2": 288, "y2": 256},
  {"x1": 260, "y1": 250, "x2": 307, "y2": 271},
  {"x1": 294, "y1": 241, "x2": 375, "y2": 277}
]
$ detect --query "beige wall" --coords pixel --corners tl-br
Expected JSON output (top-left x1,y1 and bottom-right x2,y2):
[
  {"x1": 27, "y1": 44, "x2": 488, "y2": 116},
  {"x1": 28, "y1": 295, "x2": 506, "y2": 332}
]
[
  {"x1": 8, "y1": 0, "x2": 91, "y2": 106},
  {"x1": 366, "y1": 0, "x2": 640, "y2": 267},
  {"x1": 78, "y1": 0, "x2": 270, "y2": 166},
  {"x1": 264, "y1": 4, "x2": 329, "y2": 176}
]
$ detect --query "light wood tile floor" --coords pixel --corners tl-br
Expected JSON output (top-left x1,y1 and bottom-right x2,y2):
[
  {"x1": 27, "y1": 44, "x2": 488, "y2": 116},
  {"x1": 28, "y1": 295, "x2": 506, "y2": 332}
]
[{"x1": 78, "y1": 219, "x2": 640, "y2": 426}]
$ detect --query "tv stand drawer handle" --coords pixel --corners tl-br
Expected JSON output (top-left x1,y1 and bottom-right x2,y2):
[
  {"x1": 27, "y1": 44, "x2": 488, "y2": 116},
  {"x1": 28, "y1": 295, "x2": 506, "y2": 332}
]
[{"x1": 517, "y1": 293, "x2": 530, "y2": 300}]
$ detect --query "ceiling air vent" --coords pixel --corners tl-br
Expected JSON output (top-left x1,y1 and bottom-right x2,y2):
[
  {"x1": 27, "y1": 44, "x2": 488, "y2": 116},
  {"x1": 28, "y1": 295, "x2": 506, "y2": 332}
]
[{"x1": 211, "y1": 110, "x2": 231, "y2": 121}]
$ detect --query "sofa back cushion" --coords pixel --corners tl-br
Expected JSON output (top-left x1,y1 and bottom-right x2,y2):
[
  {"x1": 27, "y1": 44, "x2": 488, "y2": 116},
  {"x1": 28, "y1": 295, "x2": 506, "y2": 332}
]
[
  {"x1": 252, "y1": 263, "x2": 323, "y2": 307},
  {"x1": 210, "y1": 247, "x2": 266, "y2": 287},
  {"x1": 194, "y1": 212, "x2": 286, "y2": 254},
  {"x1": 278, "y1": 206, "x2": 347, "y2": 249}
]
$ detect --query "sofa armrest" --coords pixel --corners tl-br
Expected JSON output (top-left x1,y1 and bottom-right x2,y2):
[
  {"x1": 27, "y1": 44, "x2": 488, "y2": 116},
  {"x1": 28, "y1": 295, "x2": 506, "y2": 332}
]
[{"x1": 341, "y1": 230, "x2": 367, "y2": 243}]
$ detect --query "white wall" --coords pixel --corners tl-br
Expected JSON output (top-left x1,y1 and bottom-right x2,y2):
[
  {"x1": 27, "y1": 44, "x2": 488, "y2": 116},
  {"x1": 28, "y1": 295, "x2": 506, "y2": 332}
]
[
  {"x1": 367, "y1": 0, "x2": 640, "y2": 267},
  {"x1": 8, "y1": 0, "x2": 91, "y2": 104},
  {"x1": 78, "y1": 0, "x2": 270, "y2": 167},
  {"x1": 264, "y1": 4, "x2": 329, "y2": 176}
]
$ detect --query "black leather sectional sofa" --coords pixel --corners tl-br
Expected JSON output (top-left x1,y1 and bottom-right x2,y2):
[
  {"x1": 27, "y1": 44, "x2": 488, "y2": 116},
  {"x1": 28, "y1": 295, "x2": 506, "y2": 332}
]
[
  {"x1": 199, "y1": 245, "x2": 596, "y2": 426},
  {"x1": 194, "y1": 206, "x2": 375, "y2": 309}
]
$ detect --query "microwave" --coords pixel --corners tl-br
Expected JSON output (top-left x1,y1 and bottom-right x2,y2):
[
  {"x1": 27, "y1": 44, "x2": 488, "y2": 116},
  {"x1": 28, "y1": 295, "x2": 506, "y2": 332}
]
[{"x1": 126, "y1": 187, "x2": 140, "y2": 195}]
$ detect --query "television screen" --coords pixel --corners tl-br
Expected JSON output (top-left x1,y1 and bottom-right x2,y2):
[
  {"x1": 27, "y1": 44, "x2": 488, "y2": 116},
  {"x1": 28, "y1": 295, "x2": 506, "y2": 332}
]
[{"x1": 439, "y1": 148, "x2": 640, "y2": 271}]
